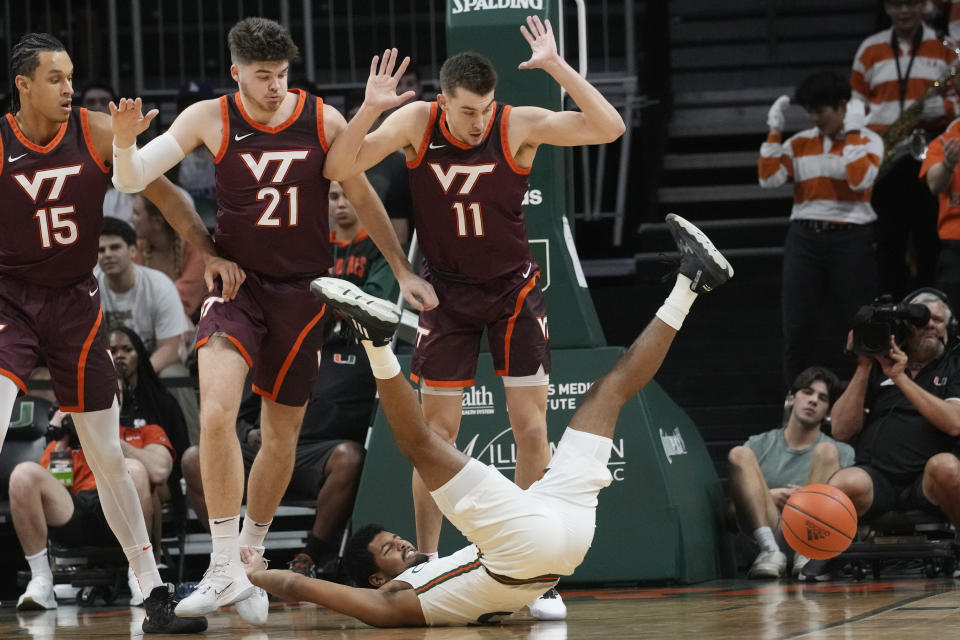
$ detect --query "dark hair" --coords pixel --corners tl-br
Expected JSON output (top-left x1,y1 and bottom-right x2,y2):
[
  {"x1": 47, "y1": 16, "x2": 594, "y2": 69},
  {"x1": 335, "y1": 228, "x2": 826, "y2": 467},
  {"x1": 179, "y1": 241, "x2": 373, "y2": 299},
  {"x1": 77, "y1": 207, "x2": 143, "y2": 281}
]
[
  {"x1": 9, "y1": 32, "x2": 66, "y2": 112},
  {"x1": 439, "y1": 51, "x2": 497, "y2": 97},
  {"x1": 109, "y1": 325, "x2": 189, "y2": 456},
  {"x1": 100, "y1": 216, "x2": 137, "y2": 246},
  {"x1": 227, "y1": 17, "x2": 299, "y2": 65},
  {"x1": 794, "y1": 71, "x2": 851, "y2": 110},
  {"x1": 790, "y1": 366, "x2": 840, "y2": 407},
  {"x1": 342, "y1": 523, "x2": 386, "y2": 588}
]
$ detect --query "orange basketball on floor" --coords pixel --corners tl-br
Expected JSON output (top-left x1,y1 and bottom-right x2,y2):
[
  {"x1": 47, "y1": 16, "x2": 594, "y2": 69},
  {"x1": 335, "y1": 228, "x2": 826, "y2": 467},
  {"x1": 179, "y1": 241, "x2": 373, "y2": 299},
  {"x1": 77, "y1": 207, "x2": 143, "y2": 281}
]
[{"x1": 781, "y1": 484, "x2": 858, "y2": 560}]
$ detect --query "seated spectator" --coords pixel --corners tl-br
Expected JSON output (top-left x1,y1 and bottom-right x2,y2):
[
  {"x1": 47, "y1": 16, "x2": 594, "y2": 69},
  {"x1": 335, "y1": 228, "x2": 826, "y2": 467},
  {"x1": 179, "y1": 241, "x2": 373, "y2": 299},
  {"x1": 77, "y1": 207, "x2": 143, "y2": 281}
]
[
  {"x1": 727, "y1": 367, "x2": 854, "y2": 579},
  {"x1": 10, "y1": 409, "x2": 175, "y2": 610},
  {"x1": 759, "y1": 71, "x2": 881, "y2": 386},
  {"x1": 816, "y1": 289, "x2": 960, "y2": 577},
  {"x1": 920, "y1": 114, "x2": 960, "y2": 313},
  {"x1": 131, "y1": 194, "x2": 207, "y2": 320},
  {"x1": 97, "y1": 216, "x2": 200, "y2": 444}
]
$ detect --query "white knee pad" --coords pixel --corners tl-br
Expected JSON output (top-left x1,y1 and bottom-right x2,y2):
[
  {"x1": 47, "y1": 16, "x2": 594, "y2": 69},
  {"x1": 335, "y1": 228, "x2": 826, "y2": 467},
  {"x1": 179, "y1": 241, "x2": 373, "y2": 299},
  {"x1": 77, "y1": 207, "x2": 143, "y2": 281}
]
[{"x1": 501, "y1": 366, "x2": 550, "y2": 388}]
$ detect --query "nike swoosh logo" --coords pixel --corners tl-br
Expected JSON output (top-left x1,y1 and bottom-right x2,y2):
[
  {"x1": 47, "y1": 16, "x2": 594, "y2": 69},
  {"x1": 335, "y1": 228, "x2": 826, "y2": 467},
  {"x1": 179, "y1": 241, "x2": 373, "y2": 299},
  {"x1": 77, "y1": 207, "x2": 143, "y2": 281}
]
[
  {"x1": 234, "y1": 132, "x2": 254, "y2": 141},
  {"x1": 212, "y1": 518, "x2": 234, "y2": 524},
  {"x1": 89, "y1": 287, "x2": 99, "y2": 297},
  {"x1": 428, "y1": 143, "x2": 445, "y2": 149},
  {"x1": 142, "y1": 544, "x2": 152, "y2": 551},
  {"x1": 214, "y1": 581, "x2": 233, "y2": 597},
  {"x1": 522, "y1": 264, "x2": 533, "y2": 279},
  {"x1": 8, "y1": 153, "x2": 27, "y2": 162}
]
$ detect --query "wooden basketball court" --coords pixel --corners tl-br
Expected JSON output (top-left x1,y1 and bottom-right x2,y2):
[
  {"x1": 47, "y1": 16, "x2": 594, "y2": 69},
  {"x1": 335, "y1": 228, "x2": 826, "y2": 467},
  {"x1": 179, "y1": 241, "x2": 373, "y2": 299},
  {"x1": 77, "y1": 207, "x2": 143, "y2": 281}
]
[{"x1": 5, "y1": 578, "x2": 960, "y2": 639}]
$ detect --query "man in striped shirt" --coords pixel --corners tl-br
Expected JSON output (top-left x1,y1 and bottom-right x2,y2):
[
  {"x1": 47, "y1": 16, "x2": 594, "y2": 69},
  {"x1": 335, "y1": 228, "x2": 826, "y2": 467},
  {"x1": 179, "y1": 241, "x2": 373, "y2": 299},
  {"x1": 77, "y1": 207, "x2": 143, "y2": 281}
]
[
  {"x1": 851, "y1": 0, "x2": 958, "y2": 298},
  {"x1": 759, "y1": 71, "x2": 883, "y2": 386}
]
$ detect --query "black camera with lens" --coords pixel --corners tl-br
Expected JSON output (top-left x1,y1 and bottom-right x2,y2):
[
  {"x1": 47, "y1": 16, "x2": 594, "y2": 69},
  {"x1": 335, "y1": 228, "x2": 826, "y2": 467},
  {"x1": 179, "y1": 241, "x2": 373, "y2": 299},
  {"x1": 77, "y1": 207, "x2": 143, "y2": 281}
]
[
  {"x1": 850, "y1": 295, "x2": 931, "y2": 356},
  {"x1": 46, "y1": 414, "x2": 82, "y2": 449}
]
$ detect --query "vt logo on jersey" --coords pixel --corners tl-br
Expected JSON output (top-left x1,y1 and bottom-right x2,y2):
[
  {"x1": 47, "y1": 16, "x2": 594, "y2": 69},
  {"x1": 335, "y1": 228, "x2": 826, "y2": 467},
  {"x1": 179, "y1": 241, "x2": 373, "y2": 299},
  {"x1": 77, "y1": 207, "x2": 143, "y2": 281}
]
[
  {"x1": 13, "y1": 165, "x2": 83, "y2": 202},
  {"x1": 240, "y1": 151, "x2": 310, "y2": 183},
  {"x1": 429, "y1": 163, "x2": 496, "y2": 195}
]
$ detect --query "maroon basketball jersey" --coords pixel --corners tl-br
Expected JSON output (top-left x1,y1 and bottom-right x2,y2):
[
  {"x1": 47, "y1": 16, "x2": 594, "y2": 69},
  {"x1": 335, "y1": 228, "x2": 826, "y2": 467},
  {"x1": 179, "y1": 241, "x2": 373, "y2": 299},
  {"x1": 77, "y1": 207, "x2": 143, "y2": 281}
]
[
  {"x1": 0, "y1": 108, "x2": 110, "y2": 287},
  {"x1": 407, "y1": 102, "x2": 532, "y2": 283},
  {"x1": 214, "y1": 89, "x2": 332, "y2": 278}
]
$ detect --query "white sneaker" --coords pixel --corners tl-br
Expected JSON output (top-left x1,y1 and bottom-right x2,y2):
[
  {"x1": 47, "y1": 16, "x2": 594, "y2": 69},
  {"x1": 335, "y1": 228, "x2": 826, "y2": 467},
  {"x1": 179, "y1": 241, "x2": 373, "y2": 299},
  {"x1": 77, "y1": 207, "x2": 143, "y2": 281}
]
[
  {"x1": 17, "y1": 574, "x2": 58, "y2": 611},
  {"x1": 528, "y1": 587, "x2": 567, "y2": 621},
  {"x1": 792, "y1": 553, "x2": 811, "y2": 579},
  {"x1": 127, "y1": 566, "x2": 144, "y2": 607},
  {"x1": 235, "y1": 546, "x2": 269, "y2": 625},
  {"x1": 748, "y1": 549, "x2": 787, "y2": 579},
  {"x1": 174, "y1": 553, "x2": 254, "y2": 616}
]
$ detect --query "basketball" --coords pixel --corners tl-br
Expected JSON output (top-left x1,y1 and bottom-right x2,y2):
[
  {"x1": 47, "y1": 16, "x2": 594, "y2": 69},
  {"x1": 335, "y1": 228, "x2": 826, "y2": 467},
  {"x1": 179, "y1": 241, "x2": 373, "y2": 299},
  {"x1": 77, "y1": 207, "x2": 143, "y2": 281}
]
[{"x1": 781, "y1": 484, "x2": 858, "y2": 560}]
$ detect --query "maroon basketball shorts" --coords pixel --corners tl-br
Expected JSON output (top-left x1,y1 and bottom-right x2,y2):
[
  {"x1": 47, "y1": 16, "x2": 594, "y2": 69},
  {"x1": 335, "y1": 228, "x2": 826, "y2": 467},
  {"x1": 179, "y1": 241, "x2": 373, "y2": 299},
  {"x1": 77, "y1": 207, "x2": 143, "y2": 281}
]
[
  {"x1": 411, "y1": 269, "x2": 550, "y2": 387},
  {"x1": 196, "y1": 271, "x2": 327, "y2": 406},
  {"x1": 0, "y1": 274, "x2": 117, "y2": 412}
]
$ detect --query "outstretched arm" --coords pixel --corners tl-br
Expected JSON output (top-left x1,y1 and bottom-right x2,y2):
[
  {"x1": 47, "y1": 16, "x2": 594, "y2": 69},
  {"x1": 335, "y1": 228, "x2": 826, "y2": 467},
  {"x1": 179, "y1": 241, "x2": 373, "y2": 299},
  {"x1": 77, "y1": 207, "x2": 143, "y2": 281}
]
[
  {"x1": 339, "y1": 172, "x2": 438, "y2": 311},
  {"x1": 91, "y1": 108, "x2": 246, "y2": 300},
  {"x1": 247, "y1": 567, "x2": 425, "y2": 627},
  {"x1": 324, "y1": 49, "x2": 423, "y2": 181},
  {"x1": 509, "y1": 16, "x2": 625, "y2": 150}
]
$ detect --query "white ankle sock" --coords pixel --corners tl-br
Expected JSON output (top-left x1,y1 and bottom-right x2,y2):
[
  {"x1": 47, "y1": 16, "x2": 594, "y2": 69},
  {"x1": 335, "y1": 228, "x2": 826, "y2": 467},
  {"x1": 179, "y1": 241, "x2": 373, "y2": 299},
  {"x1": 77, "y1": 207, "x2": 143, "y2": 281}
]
[
  {"x1": 752, "y1": 526, "x2": 779, "y2": 553},
  {"x1": 361, "y1": 340, "x2": 402, "y2": 379},
  {"x1": 425, "y1": 551, "x2": 439, "y2": 561},
  {"x1": 239, "y1": 514, "x2": 272, "y2": 549},
  {"x1": 655, "y1": 274, "x2": 698, "y2": 330},
  {"x1": 210, "y1": 513, "x2": 241, "y2": 561},
  {"x1": 26, "y1": 549, "x2": 52, "y2": 579}
]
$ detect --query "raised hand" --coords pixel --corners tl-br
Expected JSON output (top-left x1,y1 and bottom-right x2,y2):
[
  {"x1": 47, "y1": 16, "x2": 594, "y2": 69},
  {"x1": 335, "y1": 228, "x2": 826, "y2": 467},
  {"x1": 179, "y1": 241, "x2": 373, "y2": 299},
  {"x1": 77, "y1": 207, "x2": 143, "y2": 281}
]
[
  {"x1": 109, "y1": 97, "x2": 158, "y2": 148},
  {"x1": 518, "y1": 15, "x2": 560, "y2": 71},
  {"x1": 363, "y1": 48, "x2": 416, "y2": 114}
]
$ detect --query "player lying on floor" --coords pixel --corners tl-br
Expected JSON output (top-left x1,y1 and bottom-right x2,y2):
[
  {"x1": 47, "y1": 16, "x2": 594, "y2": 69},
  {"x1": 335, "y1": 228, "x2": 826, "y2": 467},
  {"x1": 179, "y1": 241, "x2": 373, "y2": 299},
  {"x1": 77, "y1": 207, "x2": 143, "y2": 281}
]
[{"x1": 242, "y1": 215, "x2": 732, "y2": 626}]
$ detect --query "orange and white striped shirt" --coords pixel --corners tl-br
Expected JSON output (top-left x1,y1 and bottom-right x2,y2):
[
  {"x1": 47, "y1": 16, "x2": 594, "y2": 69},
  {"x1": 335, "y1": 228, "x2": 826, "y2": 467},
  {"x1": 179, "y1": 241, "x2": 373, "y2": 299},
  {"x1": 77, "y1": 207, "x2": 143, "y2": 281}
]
[
  {"x1": 758, "y1": 127, "x2": 883, "y2": 224},
  {"x1": 919, "y1": 118, "x2": 960, "y2": 239},
  {"x1": 851, "y1": 25, "x2": 957, "y2": 133}
]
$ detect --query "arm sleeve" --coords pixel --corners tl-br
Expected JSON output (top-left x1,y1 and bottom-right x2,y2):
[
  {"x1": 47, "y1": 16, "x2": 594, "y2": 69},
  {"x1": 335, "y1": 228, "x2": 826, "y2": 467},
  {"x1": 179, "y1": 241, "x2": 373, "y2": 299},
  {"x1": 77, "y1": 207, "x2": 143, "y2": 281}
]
[
  {"x1": 920, "y1": 132, "x2": 947, "y2": 180},
  {"x1": 758, "y1": 132, "x2": 792, "y2": 188},
  {"x1": 843, "y1": 132, "x2": 883, "y2": 191}
]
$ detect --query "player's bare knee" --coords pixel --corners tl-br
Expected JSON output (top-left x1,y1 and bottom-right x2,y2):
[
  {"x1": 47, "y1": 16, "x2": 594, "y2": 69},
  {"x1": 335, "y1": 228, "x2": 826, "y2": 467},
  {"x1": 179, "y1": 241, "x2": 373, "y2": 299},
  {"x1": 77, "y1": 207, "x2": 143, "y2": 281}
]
[
  {"x1": 830, "y1": 468, "x2": 870, "y2": 500},
  {"x1": 511, "y1": 421, "x2": 548, "y2": 450}
]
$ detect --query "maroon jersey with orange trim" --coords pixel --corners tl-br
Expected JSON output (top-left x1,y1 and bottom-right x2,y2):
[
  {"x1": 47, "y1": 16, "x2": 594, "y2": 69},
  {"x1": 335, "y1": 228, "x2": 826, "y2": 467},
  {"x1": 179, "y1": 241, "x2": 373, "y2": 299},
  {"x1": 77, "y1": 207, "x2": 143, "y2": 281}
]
[
  {"x1": 407, "y1": 102, "x2": 532, "y2": 283},
  {"x1": 213, "y1": 89, "x2": 332, "y2": 279},
  {"x1": 0, "y1": 108, "x2": 111, "y2": 287}
]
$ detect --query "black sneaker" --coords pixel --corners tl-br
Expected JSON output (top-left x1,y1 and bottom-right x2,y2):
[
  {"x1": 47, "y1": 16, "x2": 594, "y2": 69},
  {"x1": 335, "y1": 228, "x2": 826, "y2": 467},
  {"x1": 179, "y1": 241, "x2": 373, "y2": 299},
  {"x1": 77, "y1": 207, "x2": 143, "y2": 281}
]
[
  {"x1": 142, "y1": 584, "x2": 208, "y2": 634},
  {"x1": 310, "y1": 277, "x2": 400, "y2": 347},
  {"x1": 288, "y1": 552, "x2": 317, "y2": 579},
  {"x1": 664, "y1": 213, "x2": 734, "y2": 293}
]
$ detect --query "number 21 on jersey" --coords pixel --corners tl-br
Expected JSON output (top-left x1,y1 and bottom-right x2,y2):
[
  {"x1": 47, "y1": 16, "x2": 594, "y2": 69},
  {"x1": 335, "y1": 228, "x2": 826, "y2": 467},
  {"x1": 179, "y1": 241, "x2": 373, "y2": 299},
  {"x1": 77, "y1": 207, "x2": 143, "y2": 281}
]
[{"x1": 240, "y1": 150, "x2": 309, "y2": 228}]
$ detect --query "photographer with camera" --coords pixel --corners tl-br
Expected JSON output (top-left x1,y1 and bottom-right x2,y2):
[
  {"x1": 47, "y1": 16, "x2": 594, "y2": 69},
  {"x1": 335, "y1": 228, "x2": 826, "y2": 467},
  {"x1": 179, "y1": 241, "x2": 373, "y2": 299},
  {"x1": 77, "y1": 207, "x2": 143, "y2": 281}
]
[
  {"x1": 8, "y1": 408, "x2": 175, "y2": 610},
  {"x1": 811, "y1": 289, "x2": 960, "y2": 578}
]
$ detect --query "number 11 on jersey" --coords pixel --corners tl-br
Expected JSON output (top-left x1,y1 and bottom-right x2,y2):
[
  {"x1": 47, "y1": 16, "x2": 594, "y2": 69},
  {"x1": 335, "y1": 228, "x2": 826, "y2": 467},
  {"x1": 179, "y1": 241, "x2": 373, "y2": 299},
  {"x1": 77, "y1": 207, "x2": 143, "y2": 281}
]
[{"x1": 451, "y1": 202, "x2": 484, "y2": 237}]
